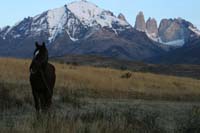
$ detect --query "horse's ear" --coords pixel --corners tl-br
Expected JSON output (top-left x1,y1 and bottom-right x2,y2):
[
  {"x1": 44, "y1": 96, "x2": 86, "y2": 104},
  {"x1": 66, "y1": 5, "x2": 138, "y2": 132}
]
[
  {"x1": 35, "y1": 42, "x2": 39, "y2": 48},
  {"x1": 42, "y1": 42, "x2": 46, "y2": 48}
]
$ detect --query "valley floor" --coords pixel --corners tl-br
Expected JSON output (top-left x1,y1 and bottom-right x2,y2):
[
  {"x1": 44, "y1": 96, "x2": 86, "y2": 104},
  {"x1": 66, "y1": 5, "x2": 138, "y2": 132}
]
[
  {"x1": 0, "y1": 58, "x2": 200, "y2": 132},
  {"x1": 0, "y1": 97, "x2": 200, "y2": 133}
]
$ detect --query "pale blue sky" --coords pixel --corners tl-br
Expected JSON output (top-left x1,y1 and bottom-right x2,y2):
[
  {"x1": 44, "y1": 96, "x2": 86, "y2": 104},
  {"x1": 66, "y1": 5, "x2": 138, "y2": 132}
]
[{"x1": 0, "y1": 0, "x2": 199, "y2": 29}]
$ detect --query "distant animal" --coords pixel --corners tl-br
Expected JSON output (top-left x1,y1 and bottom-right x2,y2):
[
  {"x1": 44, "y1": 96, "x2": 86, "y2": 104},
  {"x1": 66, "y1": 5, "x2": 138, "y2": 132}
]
[
  {"x1": 29, "y1": 42, "x2": 56, "y2": 113},
  {"x1": 121, "y1": 72, "x2": 132, "y2": 79}
]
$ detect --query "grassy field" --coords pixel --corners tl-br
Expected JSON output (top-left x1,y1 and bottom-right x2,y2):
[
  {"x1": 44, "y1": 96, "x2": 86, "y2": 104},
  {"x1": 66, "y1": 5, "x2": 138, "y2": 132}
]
[
  {"x1": 0, "y1": 58, "x2": 200, "y2": 132},
  {"x1": 53, "y1": 55, "x2": 200, "y2": 79}
]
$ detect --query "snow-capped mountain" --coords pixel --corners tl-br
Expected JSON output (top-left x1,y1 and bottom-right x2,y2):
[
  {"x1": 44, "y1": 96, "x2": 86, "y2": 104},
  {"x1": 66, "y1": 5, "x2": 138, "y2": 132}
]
[
  {"x1": 0, "y1": 0, "x2": 168, "y2": 60},
  {"x1": 0, "y1": 0, "x2": 131, "y2": 44},
  {"x1": 0, "y1": 5, "x2": 87, "y2": 43},
  {"x1": 0, "y1": 0, "x2": 199, "y2": 63},
  {"x1": 68, "y1": 1, "x2": 131, "y2": 30}
]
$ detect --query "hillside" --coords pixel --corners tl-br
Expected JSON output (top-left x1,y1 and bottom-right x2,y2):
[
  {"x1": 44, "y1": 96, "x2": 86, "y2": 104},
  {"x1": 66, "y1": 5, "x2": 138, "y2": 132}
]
[
  {"x1": 149, "y1": 38, "x2": 200, "y2": 64},
  {"x1": 53, "y1": 54, "x2": 200, "y2": 79},
  {"x1": 0, "y1": 58, "x2": 200, "y2": 132},
  {"x1": 1, "y1": 57, "x2": 200, "y2": 101}
]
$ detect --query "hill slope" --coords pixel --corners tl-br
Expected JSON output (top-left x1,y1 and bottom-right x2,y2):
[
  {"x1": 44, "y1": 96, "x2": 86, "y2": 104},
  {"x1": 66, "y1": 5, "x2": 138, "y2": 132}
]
[
  {"x1": 149, "y1": 38, "x2": 200, "y2": 64},
  {"x1": 1, "y1": 57, "x2": 200, "y2": 101},
  {"x1": 1, "y1": 58, "x2": 200, "y2": 132}
]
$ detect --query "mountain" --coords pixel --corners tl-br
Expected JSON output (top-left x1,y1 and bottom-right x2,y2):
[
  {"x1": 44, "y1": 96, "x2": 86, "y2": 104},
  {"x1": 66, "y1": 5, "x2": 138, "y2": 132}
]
[
  {"x1": 0, "y1": 0, "x2": 199, "y2": 63},
  {"x1": 135, "y1": 12, "x2": 200, "y2": 47},
  {"x1": 158, "y1": 18, "x2": 199, "y2": 46},
  {"x1": 143, "y1": 17, "x2": 200, "y2": 64},
  {"x1": 0, "y1": 0, "x2": 169, "y2": 60}
]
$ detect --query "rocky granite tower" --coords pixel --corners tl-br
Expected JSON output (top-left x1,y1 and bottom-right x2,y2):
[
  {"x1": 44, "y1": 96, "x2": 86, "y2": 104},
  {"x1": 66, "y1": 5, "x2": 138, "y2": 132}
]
[
  {"x1": 146, "y1": 17, "x2": 158, "y2": 38},
  {"x1": 134, "y1": 11, "x2": 146, "y2": 32}
]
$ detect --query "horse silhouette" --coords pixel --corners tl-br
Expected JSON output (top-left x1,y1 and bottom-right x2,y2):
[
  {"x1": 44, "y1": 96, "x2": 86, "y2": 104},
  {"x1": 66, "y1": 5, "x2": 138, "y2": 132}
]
[{"x1": 29, "y1": 42, "x2": 56, "y2": 113}]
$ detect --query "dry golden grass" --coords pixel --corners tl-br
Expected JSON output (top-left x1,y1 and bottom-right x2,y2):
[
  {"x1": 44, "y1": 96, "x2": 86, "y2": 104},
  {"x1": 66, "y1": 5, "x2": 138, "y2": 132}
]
[
  {"x1": 0, "y1": 57, "x2": 200, "y2": 132},
  {"x1": 0, "y1": 57, "x2": 200, "y2": 101}
]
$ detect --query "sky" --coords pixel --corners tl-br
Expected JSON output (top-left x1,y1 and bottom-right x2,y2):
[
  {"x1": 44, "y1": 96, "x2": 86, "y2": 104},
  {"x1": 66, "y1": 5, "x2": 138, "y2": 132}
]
[{"x1": 0, "y1": 0, "x2": 199, "y2": 29}]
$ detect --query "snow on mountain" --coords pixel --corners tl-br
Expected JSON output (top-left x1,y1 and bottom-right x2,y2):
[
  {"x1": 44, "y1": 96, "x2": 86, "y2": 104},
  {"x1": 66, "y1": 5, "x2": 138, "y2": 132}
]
[
  {"x1": 68, "y1": 0, "x2": 130, "y2": 29},
  {"x1": 43, "y1": 0, "x2": 131, "y2": 42},
  {"x1": 0, "y1": 21, "x2": 22, "y2": 39},
  {"x1": 31, "y1": 7, "x2": 69, "y2": 42},
  {"x1": 47, "y1": 6, "x2": 67, "y2": 42},
  {"x1": 158, "y1": 39, "x2": 185, "y2": 46},
  {"x1": 45, "y1": 6, "x2": 85, "y2": 42},
  {"x1": 32, "y1": 14, "x2": 48, "y2": 34},
  {"x1": 146, "y1": 32, "x2": 158, "y2": 41},
  {"x1": 0, "y1": 5, "x2": 86, "y2": 42},
  {"x1": 189, "y1": 26, "x2": 200, "y2": 36},
  {"x1": 68, "y1": 1, "x2": 102, "y2": 23},
  {"x1": 0, "y1": 26, "x2": 11, "y2": 39},
  {"x1": 0, "y1": 0, "x2": 187, "y2": 60},
  {"x1": 0, "y1": 0, "x2": 131, "y2": 42},
  {"x1": 1, "y1": 0, "x2": 199, "y2": 46},
  {"x1": 146, "y1": 32, "x2": 185, "y2": 46}
]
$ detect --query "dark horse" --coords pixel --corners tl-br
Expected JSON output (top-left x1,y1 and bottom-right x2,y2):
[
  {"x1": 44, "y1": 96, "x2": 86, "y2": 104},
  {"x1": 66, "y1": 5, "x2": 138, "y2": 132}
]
[{"x1": 29, "y1": 42, "x2": 56, "y2": 113}]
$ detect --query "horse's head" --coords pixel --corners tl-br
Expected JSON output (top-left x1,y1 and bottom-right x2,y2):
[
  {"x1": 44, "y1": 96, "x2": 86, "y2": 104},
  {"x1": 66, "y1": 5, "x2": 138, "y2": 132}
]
[{"x1": 30, "y1": 42, "x2": 48, "y2": 74}]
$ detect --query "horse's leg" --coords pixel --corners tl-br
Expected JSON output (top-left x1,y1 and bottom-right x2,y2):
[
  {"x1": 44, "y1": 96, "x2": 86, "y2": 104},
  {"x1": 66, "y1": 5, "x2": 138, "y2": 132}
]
[
  {"x1": 40, "y1": 92, "x2": 52, "y2": 116},
  {"x1": 46, "y1": 95, "x2": 52, "y2": 110},
  {"x1": 47, "y1": 87, "x2": 53, "y2": 109},
  {"x1": 45, "y1": 97, "x2": 52, "y2": 117},
  {"x1": 40, "y1": 93, "x2": 49, "y2": 113},
  {"x1": 32, "y1": 90, "x2": 40, "y2": 113}
]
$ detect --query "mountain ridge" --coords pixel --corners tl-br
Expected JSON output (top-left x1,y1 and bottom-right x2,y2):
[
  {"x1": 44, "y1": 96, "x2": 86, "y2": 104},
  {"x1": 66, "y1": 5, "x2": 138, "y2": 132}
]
[
  {"x1": 0, "y1": 0, "x2": 199, "y2": 64},
  {"x1": 134, "y1": 11, "x2": 200, "y2": 46}
]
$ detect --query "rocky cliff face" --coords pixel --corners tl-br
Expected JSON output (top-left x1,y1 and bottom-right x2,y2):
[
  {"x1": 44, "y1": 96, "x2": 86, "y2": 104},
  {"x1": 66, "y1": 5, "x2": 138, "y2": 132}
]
[
  {"x1": 158, "y1": 18, "x2": 200, "y2": 46},
  {"x1": 134, "y1": 12, "x2": 200, "y2": 46},
  {"x1": 146, "y1": 18, "x2": 158, "y2": 38},
  {"x1": 158, "y1": 18, "x2": 184, "y2": 42},
  {"x1": 134, "y1": 11, "x2": 146, "y2": 32}
]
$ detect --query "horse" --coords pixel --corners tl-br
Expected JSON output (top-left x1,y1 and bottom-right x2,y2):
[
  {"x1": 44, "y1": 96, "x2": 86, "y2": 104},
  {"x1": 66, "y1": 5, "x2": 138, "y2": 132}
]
[{"x1": 29, "y1": 42, "x2": 56, "y2": 113}]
